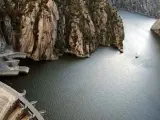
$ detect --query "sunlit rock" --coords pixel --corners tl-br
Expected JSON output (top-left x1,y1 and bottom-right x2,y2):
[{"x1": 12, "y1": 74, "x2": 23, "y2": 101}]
[
  {"x1": 151, "y1": 19, "x2": 160, "y2": 36},
  {"x1": 0, "y1": 0, "x2": 124, "y2": 61}
]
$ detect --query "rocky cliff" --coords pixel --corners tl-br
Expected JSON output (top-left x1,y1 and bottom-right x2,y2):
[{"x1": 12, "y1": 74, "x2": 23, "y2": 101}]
[
  {"x1": 110, "y1": 0, "x2": 160, "y2": 18},
  {"x1": 0, "y1": 0, "x2": 124, "y2": 61}
]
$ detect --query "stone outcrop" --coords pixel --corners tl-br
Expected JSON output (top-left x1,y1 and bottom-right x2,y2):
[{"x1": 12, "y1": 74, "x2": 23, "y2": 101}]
[
  {"x1": 0, "y1": 0, "x2": 124, "y2": 61},
  {"x1": 19, "y1": 0, "x2": 59, "y2": 60},
  {"x1": 0, "y1": 0, "x2": 15, "y2": 52},
  {"x1": 110, "y1": 0, "x2": 160, "y2": 18},
  {"x1": 151, "y1": 20, "x2": 160, "y2": 36}
]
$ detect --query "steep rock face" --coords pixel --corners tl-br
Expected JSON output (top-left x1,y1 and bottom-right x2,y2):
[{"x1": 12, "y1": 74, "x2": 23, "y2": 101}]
[
  {"x1": 64, "y1": 0, "x2": 97, "y2": 57},
  {"x1": 0, "y1": 24, "x2": 6, "y2": 52},
  {"x1": 0, "y1": 0, "x2": 124, "y2": 61},
  {"x1": 0, "y1": 0, "x2": 6, "y2": 52},
  {"x1": 89, "y1": 0, "x2": 124, "y2": 51},
  {"x1": 151, "y1": 20, "x2": 160, "y2": 36},
  {"x1": 20, "y1": 0, "x2": 59, "y2": 60},
  {"x1": 111, "y1": 0, "x2": 160, "y2": 18},
  {"x1": 0, "y1": 0, "x2": 15, "y2": 52}
]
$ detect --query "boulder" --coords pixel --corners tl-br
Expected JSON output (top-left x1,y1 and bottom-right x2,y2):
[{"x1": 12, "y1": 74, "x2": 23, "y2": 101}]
[{"x1": 151, "y1": 19, "x2": 160, "y2": 36}]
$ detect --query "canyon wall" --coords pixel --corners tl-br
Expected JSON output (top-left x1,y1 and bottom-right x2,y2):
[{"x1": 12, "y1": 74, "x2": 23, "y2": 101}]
[
  {"x1": 0, "y1": 0, "x2": 124, "y2": 61},
  {"x1": 110, "y1": 0, "x2": 160, "y2": 18}
]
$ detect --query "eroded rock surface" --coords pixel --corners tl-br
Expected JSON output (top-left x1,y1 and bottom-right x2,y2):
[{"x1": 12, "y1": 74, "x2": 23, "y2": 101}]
[
  {"x1": 151, "y1": 20, "x2": 160, "y2": 36},
  {"x1": 20, "y1": 0, "x2": 59, "y2": 60},
  {"x1": 0, "y1": 0, "x2": 124, "y2": 61}
]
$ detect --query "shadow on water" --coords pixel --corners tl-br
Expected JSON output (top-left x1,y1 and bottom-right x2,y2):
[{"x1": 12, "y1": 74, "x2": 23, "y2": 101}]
[{"x1": 151, "y1": 30, "x2": 160, "y2": 44}]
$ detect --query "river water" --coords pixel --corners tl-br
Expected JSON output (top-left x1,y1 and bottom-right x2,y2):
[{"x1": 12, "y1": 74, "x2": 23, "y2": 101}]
[{"x1": 1, "y1": 11, "x2": 160, "y2": 120}]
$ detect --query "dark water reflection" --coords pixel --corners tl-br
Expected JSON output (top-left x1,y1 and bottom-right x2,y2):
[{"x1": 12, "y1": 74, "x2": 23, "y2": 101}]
[{"x1": 1, "y1": 11, "x2": 160, "y2": 120}]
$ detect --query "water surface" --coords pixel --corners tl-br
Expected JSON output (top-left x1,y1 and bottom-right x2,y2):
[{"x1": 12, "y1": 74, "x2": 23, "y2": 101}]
[{"x1": 1, "y1": 11, "x2": 160, "y2": 120}]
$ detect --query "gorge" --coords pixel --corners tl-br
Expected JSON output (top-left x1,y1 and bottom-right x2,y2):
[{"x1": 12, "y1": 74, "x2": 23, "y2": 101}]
[
  {"x1": 0, "y1": 0, "x2": 124, "y2": 61},
  {"x1": 1, "y1": 0, "x2": 160, "y2": 120}
]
